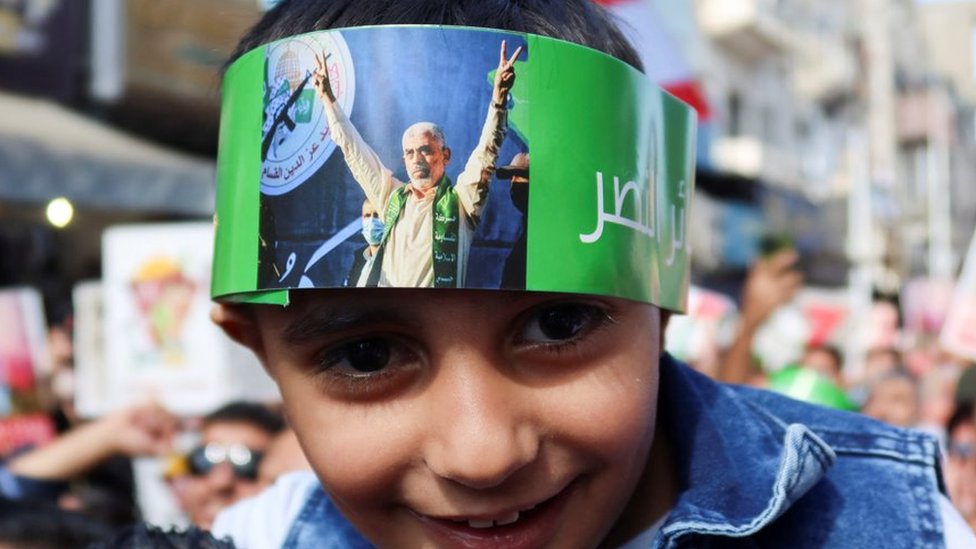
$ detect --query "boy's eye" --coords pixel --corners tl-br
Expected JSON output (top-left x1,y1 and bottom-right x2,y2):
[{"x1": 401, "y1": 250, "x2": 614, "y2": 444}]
[
  {"x1": 308, "y1": 335, "x2": 422, "y2": 399},
  {"x1": 317, "y1": 336, "x2": 410, "y2": 376},
  {"x1": 520, "y1": 303, "x2": 607, "y2": 344},
  {"x1": 335, "y1": 338, "x2": 390, "y2": 372}
]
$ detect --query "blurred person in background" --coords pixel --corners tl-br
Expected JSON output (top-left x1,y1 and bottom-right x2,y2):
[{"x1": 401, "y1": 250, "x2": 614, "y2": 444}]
[
  {"x1": 848, "y1": 346, "x2": 907, "y2": 407},
  {"x1": 0, "y1": 316, "x2": 157, "y2": 530},
  {"x1": 210, "y1": 427, "x2": 314, "y2": 546},
  {"x1": 663, "y1": 286, "x2": 739, "y2": 379},
  {"x1": 862, "y1": 371, "x2": 920, "y2": 428},
  {"x1": 945, "y1": 401, "x2": 976, "y2": 533},
  {"x1": 917, "y1": 365, "x2": 963, "y2": 446},
  {"x1": 719, "y1": 248, "x2": 803, "y2": 385},
  {"x1": 865, "y1": 346, "x2": 904, "y2": 380},
  {"x1": 800, "y1": 344, "x2": 845, "y2": 387},
  {"x1": 345, "y1": 199, "x2": 383, "y2": 287},
  {"x1": 0, "y1": 401, "x2": 177, "y2": 526},
  {"x1": 166, "y1": 401, "x2": 284, "y2": 530}
]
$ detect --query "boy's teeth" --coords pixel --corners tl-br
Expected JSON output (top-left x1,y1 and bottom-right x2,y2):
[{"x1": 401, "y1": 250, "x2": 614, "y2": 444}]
[
  {"x1": 496, "y1": 512, "x2": 520, "y2": 525},
  {"x1": 466, "y1": 512, "x2": 520, "y2": 528}
]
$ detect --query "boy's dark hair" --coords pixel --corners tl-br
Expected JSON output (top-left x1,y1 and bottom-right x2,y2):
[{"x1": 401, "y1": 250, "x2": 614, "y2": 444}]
[
  {"x1": 203, "y1": 401, "x2": 285, "y2": 435},
  {"x1": 230, "y1": 0, "x2": 642, "y2": 71},
  {"x1": 0, "y1": 499, "x2": 116, "y2": 549},
  {"x1": 92, "y1": 524, "x2": 236, "y2": 549}
]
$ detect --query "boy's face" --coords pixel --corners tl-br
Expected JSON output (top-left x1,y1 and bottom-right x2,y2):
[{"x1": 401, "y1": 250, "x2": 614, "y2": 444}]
[{"x1": 220, "y1": 290, "x2": 663, "y2": 548}]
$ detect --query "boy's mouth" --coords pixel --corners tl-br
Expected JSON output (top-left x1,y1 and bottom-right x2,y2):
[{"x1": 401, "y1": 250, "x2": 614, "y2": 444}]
[
  {"x1": 459, "y1": 507, "x2": 528, "y2": 528},
  {"x1": 412, "y1": 480, "x2": 576, "y2": 549}
]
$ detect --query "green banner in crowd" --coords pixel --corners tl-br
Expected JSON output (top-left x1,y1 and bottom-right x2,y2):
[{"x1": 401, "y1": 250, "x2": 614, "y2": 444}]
[{"x1": 212, "y1": 26, "x2": 696, "y2": 311}]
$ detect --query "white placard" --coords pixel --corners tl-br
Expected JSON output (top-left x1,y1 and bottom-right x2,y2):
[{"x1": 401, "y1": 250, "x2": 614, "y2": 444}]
[
  {"x1": 101, "y1": 222, "x2": 278, "y2": 416},
  {"x1": 73, "y1": 280, "x2": 106, "y2": 418}
]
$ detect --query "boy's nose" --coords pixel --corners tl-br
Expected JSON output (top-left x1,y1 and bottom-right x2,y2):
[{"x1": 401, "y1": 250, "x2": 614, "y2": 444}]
[{"x1": 423, "y1": 358, "x2": 539, "y2": 490}]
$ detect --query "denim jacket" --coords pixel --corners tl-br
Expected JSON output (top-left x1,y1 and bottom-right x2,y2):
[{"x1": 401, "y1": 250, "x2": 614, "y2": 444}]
[
  {"x1": 654, "y1": 354, "x2": 947, "y2": 548},
  {"x1": 246, "y1": 354, "x2": 953, "y2": 548}
]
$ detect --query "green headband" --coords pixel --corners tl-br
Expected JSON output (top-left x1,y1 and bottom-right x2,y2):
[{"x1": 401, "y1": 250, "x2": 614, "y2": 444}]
[{"x1": 213, "y1": 25, "x2": 696, "y2": 311}]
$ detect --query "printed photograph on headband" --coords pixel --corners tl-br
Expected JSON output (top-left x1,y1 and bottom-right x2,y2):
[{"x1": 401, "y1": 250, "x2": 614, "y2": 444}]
[
  {"x1": 257, "y1": 27, "x2": 530, "y2": 290},
  {"x1": 216, "y1": 26, "x2": 696, "y2": 311}
]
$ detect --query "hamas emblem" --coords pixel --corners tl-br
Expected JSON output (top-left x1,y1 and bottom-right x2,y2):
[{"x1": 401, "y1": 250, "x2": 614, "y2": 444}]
[{"x1": 260, "y1": 32, "x2": 356, "y2": 196}]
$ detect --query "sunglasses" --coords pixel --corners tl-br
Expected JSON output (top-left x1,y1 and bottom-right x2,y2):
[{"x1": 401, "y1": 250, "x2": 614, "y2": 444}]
[
  {"x1": 185, "y1": 442, "x2": 264, "y2": 480},
  {"x1": 949, "y1": 442, "x2": 975, "y2": 460}
]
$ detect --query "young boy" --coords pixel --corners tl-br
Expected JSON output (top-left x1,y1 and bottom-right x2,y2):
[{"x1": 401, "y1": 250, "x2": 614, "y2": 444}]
[{"x1": 208, "y1": 0, "x2": 973, "y2": 547}]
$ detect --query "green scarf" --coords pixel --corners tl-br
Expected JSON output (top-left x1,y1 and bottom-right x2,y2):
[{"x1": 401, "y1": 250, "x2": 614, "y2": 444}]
[{"x1": 379, "y1": 176, "x2": 460, "y2": 287}]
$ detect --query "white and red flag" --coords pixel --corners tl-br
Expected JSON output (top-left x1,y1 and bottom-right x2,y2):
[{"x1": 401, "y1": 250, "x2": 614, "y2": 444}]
[{"x1": 591, "y1": 0, "x2": 711, "y2": 121}]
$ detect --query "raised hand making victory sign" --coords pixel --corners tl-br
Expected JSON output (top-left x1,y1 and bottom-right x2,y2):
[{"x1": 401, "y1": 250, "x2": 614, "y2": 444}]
[{"x1": 493, "y1": 40, "x2": 523, "y2": 106}]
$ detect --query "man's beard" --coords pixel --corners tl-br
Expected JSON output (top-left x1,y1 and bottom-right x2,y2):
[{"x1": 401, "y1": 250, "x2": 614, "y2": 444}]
[{"x1": 409, "y1": 175, "x2": 434, "y2": 190}]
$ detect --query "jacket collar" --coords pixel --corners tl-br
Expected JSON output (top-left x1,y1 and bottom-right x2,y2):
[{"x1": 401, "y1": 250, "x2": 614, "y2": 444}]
[{"x1": 656, "y1": 354, "x2": 836, "y2": 541}]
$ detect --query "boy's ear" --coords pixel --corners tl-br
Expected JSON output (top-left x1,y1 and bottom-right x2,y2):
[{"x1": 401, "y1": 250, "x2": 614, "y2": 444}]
[{"x1": 211, "y1": 304, "x2": 266, "y2": 358}]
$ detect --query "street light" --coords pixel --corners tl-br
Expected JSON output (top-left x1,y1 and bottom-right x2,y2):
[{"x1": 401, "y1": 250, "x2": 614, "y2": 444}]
[{"x1": 46, "y1": 197, "x2": 74, "y2": 228}]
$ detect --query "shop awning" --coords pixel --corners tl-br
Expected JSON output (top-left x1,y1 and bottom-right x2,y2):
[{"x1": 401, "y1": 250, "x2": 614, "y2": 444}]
[{"x1": 0, "y1": 92, "x2": 216, "y2": 216}]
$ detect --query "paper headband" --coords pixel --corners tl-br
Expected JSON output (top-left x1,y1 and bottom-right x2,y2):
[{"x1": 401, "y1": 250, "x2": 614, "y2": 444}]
[{"x1": 213, "y1": 26, "x2": 696, "y2": 311}]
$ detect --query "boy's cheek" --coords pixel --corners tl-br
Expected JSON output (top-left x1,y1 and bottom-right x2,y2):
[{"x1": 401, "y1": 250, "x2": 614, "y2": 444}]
[
  {"x1": 281, "y1": 387, "x2": 415, "y2": 505},
  {"x1": 550, "y1": 366, "x2": 660, "y2": 468}
]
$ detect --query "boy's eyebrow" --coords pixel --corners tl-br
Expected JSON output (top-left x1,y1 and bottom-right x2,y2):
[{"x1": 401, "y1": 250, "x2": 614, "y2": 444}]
[{"x1": 281, "y1": 307, "x2": 412, "y2": 345}]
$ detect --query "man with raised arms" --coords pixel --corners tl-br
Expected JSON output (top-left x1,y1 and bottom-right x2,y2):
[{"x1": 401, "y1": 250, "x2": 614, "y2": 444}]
[{"x1": 313, "y1": 41, "x2": 522, "y2": 288}]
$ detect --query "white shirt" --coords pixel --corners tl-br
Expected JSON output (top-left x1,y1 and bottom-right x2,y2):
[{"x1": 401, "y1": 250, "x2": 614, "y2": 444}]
[
  {"x1": 211, "y1": 471, "x2": 318, "y2": 549},
  {"x1": 325, "y1": 101, "x2": 506, "y2": 287}
]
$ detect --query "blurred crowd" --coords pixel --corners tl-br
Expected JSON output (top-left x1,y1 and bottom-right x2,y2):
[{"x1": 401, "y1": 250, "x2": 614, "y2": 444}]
[
  {"x1": 0, "y1": 322, "x2": 311, "y2": 548},
  {"x1": 4, "y1": 248, "x2": 976, "y2": 546},
  {"x1": 675, "y1": 248, "x2": 976, "y2": 535}
]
